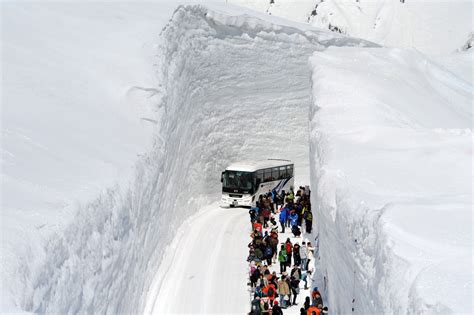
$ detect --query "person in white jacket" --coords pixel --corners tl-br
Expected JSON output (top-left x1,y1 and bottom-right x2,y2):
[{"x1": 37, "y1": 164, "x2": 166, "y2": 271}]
[
  {"x1": 299, "y1": 241, "x2": 308, "y2": 271},
  {"x1": 306, "y1": 241, "x2": 315, "y2": 271}
]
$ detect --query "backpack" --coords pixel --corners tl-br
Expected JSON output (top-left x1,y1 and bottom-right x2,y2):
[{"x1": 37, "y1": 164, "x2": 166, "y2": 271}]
[
  {"x1": 268, "y1": 287, "x2": 275, "y2": 297},
  {"x1": 263, "y1": 301, "x2": 269, "y2": 310},
  {"x1": 264, "y1": 247, "x2": 273, "y2": 257}
]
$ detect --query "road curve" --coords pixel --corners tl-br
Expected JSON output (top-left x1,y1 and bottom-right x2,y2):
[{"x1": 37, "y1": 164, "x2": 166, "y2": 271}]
[{"x1": 144, "y1": 204, "x2": 250, "y2": 314}]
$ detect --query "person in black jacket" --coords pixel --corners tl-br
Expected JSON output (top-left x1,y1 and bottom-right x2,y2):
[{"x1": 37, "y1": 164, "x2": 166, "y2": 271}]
[
  {"x1": 290, "y1": 277, "x2": 300, "y2": 306},
  {"x1": 249, "y1": 296, "x2": 261, "y2": 315},
  {"x1": 272, "y1": 301, "x2": 284, "y2": 315},
  {"x1": 304, "y1": 296, "x2": 311, "y2": 310}
]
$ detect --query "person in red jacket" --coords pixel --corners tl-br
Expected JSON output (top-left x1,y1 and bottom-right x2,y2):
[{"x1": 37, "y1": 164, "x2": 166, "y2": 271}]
[
  {"x1": 253, "y1": 220, "x2": 263, "y2": 235},
  {"x1": 307, "y1": 306, "x2": 321, "y2": 315},
  {"x1": 262, "y1": 283, "x2": 277, "y2": 304},
  {"x1": 285, "y1": 238, "x2": 293, "y2": 267}
]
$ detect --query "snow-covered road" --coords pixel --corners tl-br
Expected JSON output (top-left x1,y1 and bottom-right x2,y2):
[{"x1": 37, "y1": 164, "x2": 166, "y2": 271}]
[{"x1": 145, "y1": 204, "x2": 250, "y2": 314}]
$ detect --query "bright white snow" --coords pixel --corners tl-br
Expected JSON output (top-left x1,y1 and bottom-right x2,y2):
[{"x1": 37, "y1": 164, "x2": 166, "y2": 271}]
[
  {"x1": 229, "y1": 0, "x2": 473, "y2": 55},
  {"x1": 2, "y1": 1, "x2": 472, "y2": 314},
  {"x1": 309, "y1": 47, "x2": 472, "y2": 314},
  {"x1": 2, "y1": 2, "x2": 176, "y2": 312}
]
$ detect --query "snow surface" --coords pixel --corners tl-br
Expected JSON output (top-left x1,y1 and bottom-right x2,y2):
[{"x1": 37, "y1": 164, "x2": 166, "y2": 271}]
[
  {"x1": 145, "y1": 204, "x2": 251, "y2": 314},
  {"x1": 309, "y1": 47, "x2": 472, "y2": 314},
  {"x1": 2, "y1": 1, "x2": 472, "y2": 314},
  {"x1": 229, "y1": 0, "x2": 473, "y2": 55},
  {"x1": 2, "y1": 2, "x2": 176, "y2": 312}
]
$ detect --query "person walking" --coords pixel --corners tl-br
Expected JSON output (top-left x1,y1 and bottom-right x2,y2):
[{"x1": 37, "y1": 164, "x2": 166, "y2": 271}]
[
  {"x1": 285, "y1": 239, "x2": 293, "y2": 268},
  {"x1": 300, "y1": 242, "x2": 308, "y2": 271},
  {"x1": 290, "y1": 276, "x2": 300, "y2": 306},
  {"x1": 293, "y1": 243, "x2": 301, "y2": 267},
  {"x1": 277, "y1": 276, "x2": 290, "y2": 307},
  {"x1": 278, "y1": 245, "x2": 287, "y2": 274},
  {"x1": 279, "y1": 207, "x2": 288, "y2": 233},
  {"x1": 306, "y1": 242, "x2": 315, "y2": 270}
]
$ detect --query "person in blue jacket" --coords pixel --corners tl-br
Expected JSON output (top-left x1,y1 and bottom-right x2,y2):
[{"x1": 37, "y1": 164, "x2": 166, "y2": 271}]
[
  {"x1": 289, "y1": 211, "x2": 299, "y2": 228},
  {"x1": 279, "y1": 207, "x2": 289, "y2": 233}
]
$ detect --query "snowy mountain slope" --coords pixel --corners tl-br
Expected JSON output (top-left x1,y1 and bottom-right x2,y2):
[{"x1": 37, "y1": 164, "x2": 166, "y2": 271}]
[
  {"x1": 309, "y1": 47, "x2": 472, "y2": 314},
  {"x1": 229, "y1": 0, "x2": 473, "y2": 55}
]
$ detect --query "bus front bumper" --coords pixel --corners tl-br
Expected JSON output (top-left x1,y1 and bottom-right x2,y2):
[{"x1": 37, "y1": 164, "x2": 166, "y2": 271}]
[{"x1": 221, "y1": 195, "x2": 252, "y2": 207}]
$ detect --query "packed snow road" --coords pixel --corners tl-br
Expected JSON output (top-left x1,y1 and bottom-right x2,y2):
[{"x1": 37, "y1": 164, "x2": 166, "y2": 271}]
[
  {"x1": 142, "y1": 6, "x2": 328, "y2": 313},
  {"x1": 145, "y1": 204, "x2": 249, "y2": 313}
]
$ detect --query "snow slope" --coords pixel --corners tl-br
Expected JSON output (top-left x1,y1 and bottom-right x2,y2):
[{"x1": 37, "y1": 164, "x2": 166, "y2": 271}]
[
  {"x1": 229, "y1": 0, "x2": 473, "y2": 55},
  {"x1": 309, "y1": 47, "x2": 472, "y2": 314}
]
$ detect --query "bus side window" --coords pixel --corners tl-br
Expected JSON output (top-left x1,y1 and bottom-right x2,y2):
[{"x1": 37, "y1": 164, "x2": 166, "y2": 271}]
[
  {"x1": 257, "y1": 170, "x2": 264, "y2": 185},
  {"x1": 286, "y1": 165, "x2": 293, "y2": 177},
  {"x1": 272, "y1": 167, "x2": 279, "y2": 181},
  {"x1": 264, "y1": 168, "x2": 272, "y2": 182},
  {"x1": 279, "y1": 166, "x2": 286, "y2": 179}
]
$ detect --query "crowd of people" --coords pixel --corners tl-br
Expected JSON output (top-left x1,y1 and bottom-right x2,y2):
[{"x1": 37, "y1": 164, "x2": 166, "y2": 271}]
[{"x1": 247, "y1": 186, "x2": 328, "y2": 315}]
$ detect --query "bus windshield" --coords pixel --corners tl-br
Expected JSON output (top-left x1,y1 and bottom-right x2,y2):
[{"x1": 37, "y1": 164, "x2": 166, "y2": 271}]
[{"x1": 222, "y1": 171, "x2": 254, "y2": 193}]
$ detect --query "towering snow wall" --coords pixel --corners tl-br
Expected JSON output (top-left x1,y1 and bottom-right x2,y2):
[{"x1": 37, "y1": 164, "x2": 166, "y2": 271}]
[
  {"x1": 309, "y1": 47, "x2": 472, "y2": 314},
  {"x1": 2, "y1": 3, "x2": 376, "y2": 312}
]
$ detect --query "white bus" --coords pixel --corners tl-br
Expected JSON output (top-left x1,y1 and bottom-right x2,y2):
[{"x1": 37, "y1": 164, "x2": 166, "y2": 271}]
[{"x1": 220, "y1": 159, "x2": 294, "y2": 207}]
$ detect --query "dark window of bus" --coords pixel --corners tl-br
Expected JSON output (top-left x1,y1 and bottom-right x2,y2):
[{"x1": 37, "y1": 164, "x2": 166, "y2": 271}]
[
  {"x1": 272, "y1": 167, "x2": 279, "y2": 180},
  {"x1": 256, "y1": 170, "x2": 264, "y2": 185},
  {"x1": 286, "y1": 165, "x2": 293, "y2": 177},
  {"x1": 279, "y1": 166, "x2": 287, "y2": 179},
  {"x1": 264, "y1": 168, "x2": 273, "y2": 182}
]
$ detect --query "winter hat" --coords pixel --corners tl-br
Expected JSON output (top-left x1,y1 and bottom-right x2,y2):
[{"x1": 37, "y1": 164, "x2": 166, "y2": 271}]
[{"x1": 274, "y1": 301, "x2": 279, "y2": 305}]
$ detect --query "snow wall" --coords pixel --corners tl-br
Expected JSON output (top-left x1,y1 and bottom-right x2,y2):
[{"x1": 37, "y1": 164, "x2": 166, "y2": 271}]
[
  {"x1": 309, "y1": 48, "x2": 472, "y2": 314},
  {"x1": 5, "y1": 4, "x2": 377, "y2": 313},
  {"x1": 7, "y1": 3, "x2": 466, "y2": 314}
]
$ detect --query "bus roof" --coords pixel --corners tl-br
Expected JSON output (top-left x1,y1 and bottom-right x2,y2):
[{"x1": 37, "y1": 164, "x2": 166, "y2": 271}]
[{"x1": 225, "y1": 159, "x2": 293, "y2": 172}]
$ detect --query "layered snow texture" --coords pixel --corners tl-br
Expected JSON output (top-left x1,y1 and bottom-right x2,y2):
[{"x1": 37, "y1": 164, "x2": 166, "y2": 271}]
[
  {"x1": 229, "y1": 0, "x2": 473, "y2": 55},
  {"x1": 2, "y1": 2, "x2": 176, "y2": 313},
  {"x1": 309, "y1": 47, "x2": 472, "y2": 314},
  {"x1": 1, "y1": 3, "x2": 373, "y2": 313},
  {"x1": 2, "y1": 2, "x2": 472, "y2": 314}
]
